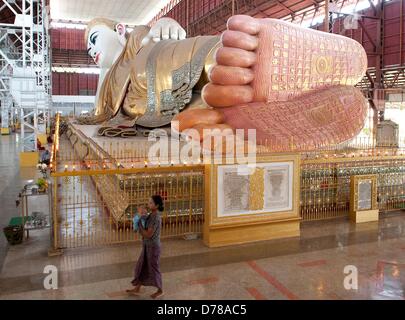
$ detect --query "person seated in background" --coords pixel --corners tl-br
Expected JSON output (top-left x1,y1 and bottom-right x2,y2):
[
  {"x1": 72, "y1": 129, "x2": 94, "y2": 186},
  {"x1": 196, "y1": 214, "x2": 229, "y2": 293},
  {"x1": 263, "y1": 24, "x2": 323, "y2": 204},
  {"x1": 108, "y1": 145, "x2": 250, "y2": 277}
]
[{"x1": 40, "y1": 149, "x2": 51, "y2": 166}]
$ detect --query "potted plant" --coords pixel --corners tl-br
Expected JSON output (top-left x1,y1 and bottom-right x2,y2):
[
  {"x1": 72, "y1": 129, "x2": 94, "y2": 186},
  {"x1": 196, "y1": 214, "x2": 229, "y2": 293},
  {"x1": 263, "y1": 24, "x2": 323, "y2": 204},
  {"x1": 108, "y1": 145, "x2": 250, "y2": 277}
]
[
  {"x1": 36, "y1": 178, "x2": 48, "y2": 193},
  {"x1": 3, "y1": 225, "x2": 23, "y2": 245}
]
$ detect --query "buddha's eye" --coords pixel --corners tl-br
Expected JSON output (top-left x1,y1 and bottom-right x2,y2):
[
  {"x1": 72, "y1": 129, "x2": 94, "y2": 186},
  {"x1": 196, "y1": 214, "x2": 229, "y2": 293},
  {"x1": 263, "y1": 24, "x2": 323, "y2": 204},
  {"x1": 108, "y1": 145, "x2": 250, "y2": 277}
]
[{"x1": 89, "y1": 32, "x2": 98, "y2": 45}]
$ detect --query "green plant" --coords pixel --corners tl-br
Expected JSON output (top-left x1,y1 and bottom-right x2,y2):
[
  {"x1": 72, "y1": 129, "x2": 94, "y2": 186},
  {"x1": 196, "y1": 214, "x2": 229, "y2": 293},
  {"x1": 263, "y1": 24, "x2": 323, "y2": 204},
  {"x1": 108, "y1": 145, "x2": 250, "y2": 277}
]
[
  {"x1": 36, "y1": 178, "x2": 48, "y2": 192},
  {"x1": 37, "y1": 178, "x2": 46, "y2": 188}
]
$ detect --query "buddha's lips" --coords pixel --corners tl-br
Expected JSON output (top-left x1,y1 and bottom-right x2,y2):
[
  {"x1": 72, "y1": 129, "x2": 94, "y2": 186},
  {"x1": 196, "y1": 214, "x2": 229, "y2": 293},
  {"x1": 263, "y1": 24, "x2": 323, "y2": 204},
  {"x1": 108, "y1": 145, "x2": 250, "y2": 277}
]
[{"x1": 95, "y1": 52, "x2": 100, "y2": 63}]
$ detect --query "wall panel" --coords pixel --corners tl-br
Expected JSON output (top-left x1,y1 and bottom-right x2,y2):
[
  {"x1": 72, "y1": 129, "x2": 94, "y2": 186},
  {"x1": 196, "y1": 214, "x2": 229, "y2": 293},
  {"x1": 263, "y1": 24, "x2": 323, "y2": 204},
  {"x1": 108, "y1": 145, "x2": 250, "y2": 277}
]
[
  {"x1": 158, "y1": 0, "x2": 405, "y2": 69},
  {"x1": 52, "y1": 72, "x2": 98, "y2": 96},
  {"x1": 51, "y1": 28, "x2": 87, "y2": 51}
]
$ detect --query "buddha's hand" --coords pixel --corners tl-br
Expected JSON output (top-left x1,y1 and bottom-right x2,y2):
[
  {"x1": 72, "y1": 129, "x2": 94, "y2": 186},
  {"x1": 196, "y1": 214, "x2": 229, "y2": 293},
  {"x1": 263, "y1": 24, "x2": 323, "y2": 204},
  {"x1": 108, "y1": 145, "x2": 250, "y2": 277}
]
[{"x1": 142, "y1": 17, "x2": 187, "y2": 46}]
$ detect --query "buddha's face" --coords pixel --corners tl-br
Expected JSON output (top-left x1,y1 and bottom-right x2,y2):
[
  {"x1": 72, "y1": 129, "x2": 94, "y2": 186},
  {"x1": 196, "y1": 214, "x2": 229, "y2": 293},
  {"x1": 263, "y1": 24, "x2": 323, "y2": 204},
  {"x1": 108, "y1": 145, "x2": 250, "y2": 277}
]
[{"x1": 87, "y1": 23, "x2": 126, "y2": 68}]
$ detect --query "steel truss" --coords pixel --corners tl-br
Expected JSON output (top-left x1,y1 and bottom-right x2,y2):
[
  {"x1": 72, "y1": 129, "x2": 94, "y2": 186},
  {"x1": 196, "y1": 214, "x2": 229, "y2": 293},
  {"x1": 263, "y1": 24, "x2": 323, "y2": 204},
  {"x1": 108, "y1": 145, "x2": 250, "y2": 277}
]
[{"x1": 0, "y1": 0, "x2": 51, "y2": 151}]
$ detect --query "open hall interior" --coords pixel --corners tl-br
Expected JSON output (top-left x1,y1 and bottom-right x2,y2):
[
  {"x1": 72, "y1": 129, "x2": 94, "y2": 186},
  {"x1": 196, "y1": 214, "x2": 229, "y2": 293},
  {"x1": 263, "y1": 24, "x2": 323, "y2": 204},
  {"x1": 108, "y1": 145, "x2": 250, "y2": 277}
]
[{"x1": 1, "y1": 0, "x2": 405, "y2": 301}]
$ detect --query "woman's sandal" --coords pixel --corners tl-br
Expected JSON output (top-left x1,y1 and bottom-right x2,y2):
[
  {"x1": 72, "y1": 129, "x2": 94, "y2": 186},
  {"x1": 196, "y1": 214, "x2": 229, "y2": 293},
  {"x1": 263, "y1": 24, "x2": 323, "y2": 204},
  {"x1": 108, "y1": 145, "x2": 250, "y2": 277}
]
[
  {"x1": 126, "y1": 288, "x2": 140, "y2": 295},
  {"x1": 150, "y1": 291, "x2": 164, "y2": 299}
]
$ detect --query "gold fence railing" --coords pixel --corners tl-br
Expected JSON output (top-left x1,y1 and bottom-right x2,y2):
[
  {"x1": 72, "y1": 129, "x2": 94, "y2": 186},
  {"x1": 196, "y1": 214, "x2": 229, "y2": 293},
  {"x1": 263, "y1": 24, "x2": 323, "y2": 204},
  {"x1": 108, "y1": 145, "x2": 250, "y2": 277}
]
[
  {"x1": 49, "y1": 119, "x2": 405, "y2": 250},
  {"x1": 57, "y1": 117, "x2": 405, "y2": 167},
  {"x1": 300, "y1": 155, "x2": 405, "y2": 221},
  {"x1": 51, "y1": 165, "x2": 205, "y2": 249},
  {"x1": 50, "y1": 118, "x2": 205, "y2": 249}
]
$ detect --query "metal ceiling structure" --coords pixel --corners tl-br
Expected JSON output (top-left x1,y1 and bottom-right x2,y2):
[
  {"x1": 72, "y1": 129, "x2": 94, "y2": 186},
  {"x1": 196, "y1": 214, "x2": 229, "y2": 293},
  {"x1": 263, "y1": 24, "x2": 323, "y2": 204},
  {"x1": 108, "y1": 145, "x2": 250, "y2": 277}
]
[{"x1": 50, "y1": 0, "x2": 173, "y2": 25}]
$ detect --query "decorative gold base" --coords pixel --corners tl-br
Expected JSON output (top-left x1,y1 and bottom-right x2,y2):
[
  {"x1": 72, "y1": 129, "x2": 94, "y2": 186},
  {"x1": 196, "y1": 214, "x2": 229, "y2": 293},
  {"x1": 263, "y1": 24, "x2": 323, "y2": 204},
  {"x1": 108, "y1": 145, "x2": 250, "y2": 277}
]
[
  {"x1": 1, "y1": 127, "x2": 10, "y2": 135},
  {"x1": 19, "y1": 152, "x2": 39, "y2": 167},
  {"x1": 48, "y1": 248, "x2": 64, "y2": 257},
  {"x1": 350, "y1": 209, "x2": 379, "y2": 223},
  {"x1": 203, "y1": 218, "x2": 300, "y2": 248},
  {"x1": 353, "y1": 221, "x2": 379, "y2": 232},
  {"x1": 183, "y1": 233, "x2": 199, "y2": 240}
]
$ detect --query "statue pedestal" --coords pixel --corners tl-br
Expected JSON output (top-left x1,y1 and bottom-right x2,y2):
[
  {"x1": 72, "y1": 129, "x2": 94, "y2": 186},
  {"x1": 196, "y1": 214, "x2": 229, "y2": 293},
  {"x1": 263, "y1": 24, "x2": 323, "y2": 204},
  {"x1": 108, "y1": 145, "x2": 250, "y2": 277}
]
[
  {"x1": 349, "y1": 209, "x2": 379, "y2": 224},
  {"x1": 203, "y1": 154, "x2": 301, "y2": 248},
  {"x1": 203, "y1": 217, "x2": 300, "y2": 248}
]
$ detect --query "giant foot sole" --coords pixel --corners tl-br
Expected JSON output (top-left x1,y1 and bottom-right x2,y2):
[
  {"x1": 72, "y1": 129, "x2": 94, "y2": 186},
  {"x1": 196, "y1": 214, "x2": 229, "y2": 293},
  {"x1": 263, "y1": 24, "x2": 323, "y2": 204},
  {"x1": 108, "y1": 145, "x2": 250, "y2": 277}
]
[
  {"x1": 194, "y1": 15, "x2": 368, "y2": 149},
  {"x1": 203, "y1": 15, "x2": 367, "y2": 107}
]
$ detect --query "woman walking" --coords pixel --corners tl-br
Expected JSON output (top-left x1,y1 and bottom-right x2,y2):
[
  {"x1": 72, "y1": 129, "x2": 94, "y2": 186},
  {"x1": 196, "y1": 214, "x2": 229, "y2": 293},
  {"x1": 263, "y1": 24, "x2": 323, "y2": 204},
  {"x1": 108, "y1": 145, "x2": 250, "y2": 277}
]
[{"x1": 127, "y1": 195, "x2": 164, "y2": 299}]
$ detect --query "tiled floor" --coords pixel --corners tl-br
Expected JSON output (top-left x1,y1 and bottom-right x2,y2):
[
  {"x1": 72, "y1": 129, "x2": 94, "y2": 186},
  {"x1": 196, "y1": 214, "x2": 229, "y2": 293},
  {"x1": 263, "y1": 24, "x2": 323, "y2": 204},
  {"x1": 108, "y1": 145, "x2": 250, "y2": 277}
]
[
  {"x1": 1, "y1": 134, "x2": 405, "y2": 300},
  {"x1": 0, "y1": 134, "x2": 39, "y2": 270},
  {"x1": 0, "y1": 213, "x2": 404, "y2": 300}
]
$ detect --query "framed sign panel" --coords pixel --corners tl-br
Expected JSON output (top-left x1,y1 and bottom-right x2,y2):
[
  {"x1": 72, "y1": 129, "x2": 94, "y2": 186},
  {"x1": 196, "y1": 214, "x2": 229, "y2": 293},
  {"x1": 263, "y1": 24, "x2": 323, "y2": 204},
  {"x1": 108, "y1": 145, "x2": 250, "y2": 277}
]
[
  {"x1": 350, "y1": 175, "x2": 378, "y2": 223},
  {"x1": 217, "y1": 162, "x2": 294, "y2": 217},
  {"x1": 204, "y1": 154, "x2": 301, "y2": 247}
]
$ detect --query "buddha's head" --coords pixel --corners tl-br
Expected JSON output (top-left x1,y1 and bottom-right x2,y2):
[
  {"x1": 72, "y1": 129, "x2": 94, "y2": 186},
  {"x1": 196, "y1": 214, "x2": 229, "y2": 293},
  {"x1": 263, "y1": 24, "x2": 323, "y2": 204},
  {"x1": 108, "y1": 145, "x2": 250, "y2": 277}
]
[{"x1": 85, "y1": 18, "x2": 127, "y2": 68}]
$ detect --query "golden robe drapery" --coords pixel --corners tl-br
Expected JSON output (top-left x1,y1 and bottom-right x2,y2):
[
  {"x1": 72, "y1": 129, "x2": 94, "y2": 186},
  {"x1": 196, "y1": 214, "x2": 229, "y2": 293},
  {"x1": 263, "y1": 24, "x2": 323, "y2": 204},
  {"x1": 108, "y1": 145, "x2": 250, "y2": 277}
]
[{"x1": 81, "y1": 26, "x2": 220, "y2": 127}]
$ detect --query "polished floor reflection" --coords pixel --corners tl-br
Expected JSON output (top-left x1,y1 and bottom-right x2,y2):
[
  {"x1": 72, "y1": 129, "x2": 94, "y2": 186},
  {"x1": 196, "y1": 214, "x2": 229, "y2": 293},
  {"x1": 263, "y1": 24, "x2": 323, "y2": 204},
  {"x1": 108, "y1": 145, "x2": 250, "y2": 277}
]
[{"x1": 0, "y1": 213, "x2": 404, "y2": 300}]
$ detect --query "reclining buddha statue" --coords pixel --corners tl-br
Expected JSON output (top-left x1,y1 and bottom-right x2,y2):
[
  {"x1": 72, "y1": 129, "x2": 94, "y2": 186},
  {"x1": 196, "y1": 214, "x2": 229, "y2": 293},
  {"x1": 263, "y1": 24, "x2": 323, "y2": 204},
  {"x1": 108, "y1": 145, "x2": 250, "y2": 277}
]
[{"x1": 78, "y1": 15, "x2": 367, "y2": 149}]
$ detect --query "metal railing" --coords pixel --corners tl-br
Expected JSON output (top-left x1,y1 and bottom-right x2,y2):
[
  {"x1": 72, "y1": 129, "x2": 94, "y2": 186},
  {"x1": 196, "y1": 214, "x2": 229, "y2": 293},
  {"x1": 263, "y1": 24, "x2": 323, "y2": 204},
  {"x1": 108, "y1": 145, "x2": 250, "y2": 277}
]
[
  {"x1": 51, "y1": 163, "x2": 204, "y2": 249},
  {"x1": 49, "y1": 119, "x2": 405, "y2": 249},
  {"x1": 51, "y1": 121, "x2": 204, "y2": 249},
  {"x1": 300, "y1": 155, "x2": 405, "y2": 221}
]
